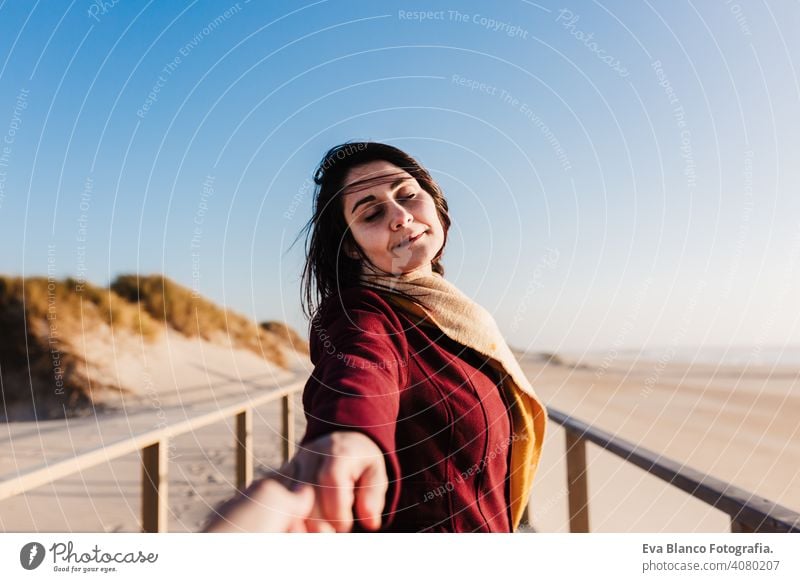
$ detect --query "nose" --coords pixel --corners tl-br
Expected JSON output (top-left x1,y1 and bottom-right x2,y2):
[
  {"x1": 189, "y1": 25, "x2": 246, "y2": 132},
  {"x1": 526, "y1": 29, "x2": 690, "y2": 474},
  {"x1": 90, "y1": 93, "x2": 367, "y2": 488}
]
[{"x1": 388, "y1": 200, "x2": 413, "y2": 230}]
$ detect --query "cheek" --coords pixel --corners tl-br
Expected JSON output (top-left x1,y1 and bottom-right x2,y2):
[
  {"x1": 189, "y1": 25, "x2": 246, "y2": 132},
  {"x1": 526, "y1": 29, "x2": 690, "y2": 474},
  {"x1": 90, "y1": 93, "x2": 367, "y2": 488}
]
[
  {"x1": 350, "y1": 224, "x2": 385, "y2": 251},
  {"x1": 426, "y1": 207, "x2": 445, "y2": 234},
  {"x1": 430, "y1": 215, "x2": 446, "y2": 248},
  {"x1": 427, "y1": 199, "x2": 443, "y2": 222}
]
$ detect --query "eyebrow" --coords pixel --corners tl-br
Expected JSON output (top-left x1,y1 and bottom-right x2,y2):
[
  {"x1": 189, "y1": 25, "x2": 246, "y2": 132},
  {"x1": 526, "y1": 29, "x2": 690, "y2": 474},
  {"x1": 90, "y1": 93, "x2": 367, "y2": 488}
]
[{"x1": 349, "y1": 178, "x2": 410, "y2": 215}]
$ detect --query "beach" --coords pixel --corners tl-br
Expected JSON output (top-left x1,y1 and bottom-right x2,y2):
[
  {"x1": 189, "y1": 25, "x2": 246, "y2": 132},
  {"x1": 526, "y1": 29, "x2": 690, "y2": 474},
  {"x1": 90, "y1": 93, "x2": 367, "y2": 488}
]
[
  {"x1": 1, "y1": 342, "x2": 797, "y2": 532},
  {"x1": 523, "y1": 350, "x2": 800, "y2": 532}
]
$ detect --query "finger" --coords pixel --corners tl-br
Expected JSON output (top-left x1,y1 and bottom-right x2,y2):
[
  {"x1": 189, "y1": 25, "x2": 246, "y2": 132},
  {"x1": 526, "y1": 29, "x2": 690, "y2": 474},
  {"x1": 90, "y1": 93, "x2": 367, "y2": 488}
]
[
  {"x1": 284, "y1": 485, "x2": 315, "y2": 532},
  {"x1": 290, "y1": 456, "x2": 333, "y2": 533},
  {"x1": 265, "y1": 455, "x2": 323, "y2": 531},
  {"x1": 304, "y1": 500, "x2": 335, "y2": 533},
  {"x1": 250, "y1": 480, "x2": 315, "y2": 532},
  {"x1": 353, "y1": 459, "x2": 388, "y2": 531},
  {"x1": 281, "y1": 482, "x2": 315, "y2": 521},
  {"x1": 317, "y1": 458, "x2": 355, "y2": 532},
  {"x1": 282, "y1": 451, "x2": 333, "y2": 532},
  {"x1": 306, "y1": 517, "x2": 336, "y2": 534},
  {"x1": 278, "y1": 450, "x2": 317, "y2": 491}
]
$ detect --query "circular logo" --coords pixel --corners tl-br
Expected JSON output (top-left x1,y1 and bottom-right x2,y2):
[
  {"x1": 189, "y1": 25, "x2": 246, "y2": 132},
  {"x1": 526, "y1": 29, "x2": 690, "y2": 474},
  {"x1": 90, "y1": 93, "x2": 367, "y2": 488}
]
[{"x1": 19, "y1": 542, "x2": 46, "y2": 570}]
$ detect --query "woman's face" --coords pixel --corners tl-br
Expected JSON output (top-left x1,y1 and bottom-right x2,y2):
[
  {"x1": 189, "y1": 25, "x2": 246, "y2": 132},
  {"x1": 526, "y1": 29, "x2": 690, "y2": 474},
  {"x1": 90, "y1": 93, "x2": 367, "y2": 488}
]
[{"x1": 341, "y1": 160, "x2": 445, "y2": 276}]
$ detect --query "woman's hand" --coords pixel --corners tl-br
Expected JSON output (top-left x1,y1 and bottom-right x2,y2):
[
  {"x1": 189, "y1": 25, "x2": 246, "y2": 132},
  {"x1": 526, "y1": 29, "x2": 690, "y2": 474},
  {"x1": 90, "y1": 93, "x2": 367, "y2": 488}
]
[
  {"x1": 284, "y1": 431, "x2": 388, "y2": 532},
  {"x1": 202, "y1": 477, "x2": 315, "y2": 533}
]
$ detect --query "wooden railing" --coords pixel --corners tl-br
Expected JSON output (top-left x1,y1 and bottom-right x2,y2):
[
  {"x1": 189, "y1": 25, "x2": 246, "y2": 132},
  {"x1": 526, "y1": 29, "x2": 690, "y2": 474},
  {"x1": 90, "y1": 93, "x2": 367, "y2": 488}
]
[
  {"x1": 546, "y1": 406, "x2": 800, "y2": 533},
  {"x1": 3, "y1": 386, "x2": 797, "y2": 533},
  {"x1": 0, "y1": 381, "x2": 304, "y2": 532}
]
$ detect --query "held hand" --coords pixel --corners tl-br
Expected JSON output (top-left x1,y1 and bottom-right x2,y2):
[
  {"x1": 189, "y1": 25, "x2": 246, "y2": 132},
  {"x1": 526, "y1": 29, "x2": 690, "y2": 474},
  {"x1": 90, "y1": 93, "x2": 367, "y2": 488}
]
[
  {"x1": 202, "y1": 477, "x2": 315, "y2": 533},
  {"x1": 284, "y1": 431, "x2": 388, "y2": 533}
]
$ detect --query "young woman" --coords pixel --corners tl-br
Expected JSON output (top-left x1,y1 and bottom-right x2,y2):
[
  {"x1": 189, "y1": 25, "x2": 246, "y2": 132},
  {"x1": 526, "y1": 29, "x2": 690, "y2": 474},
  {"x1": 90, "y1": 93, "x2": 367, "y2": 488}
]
[
  {"x1": 204, "y1": 142, "x2": 546, "y2": 533},
  {"x1": 287, "y1": 141, "x2": 547, "y2": 533}
]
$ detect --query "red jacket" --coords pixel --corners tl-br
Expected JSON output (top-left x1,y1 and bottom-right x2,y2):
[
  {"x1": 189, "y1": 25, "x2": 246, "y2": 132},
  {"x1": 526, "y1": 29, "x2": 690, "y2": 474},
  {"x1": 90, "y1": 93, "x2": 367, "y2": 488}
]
[{"x1": 301, "y1": 286, "x2": 513, "y2": 532}]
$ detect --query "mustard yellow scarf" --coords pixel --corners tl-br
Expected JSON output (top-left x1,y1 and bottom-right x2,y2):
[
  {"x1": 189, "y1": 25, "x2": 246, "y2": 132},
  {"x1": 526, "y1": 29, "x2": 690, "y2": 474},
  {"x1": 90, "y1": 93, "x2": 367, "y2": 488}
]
[{"x1": 360, "y1": 268, "x2": 548, "y2": 530}]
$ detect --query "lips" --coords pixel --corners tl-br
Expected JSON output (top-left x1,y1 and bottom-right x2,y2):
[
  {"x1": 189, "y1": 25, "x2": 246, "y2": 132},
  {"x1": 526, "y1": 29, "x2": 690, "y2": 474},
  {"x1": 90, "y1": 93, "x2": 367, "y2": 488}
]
[{"x1": 395, "y1": 230, "x2": 426, "y2": 249}]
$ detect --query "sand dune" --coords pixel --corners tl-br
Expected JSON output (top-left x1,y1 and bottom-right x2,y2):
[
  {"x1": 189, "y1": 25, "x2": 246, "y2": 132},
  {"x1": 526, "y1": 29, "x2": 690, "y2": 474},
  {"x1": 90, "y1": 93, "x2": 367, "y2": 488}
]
[{"x1": 0, "y1": 275, "x2": 303, "y2": 420}]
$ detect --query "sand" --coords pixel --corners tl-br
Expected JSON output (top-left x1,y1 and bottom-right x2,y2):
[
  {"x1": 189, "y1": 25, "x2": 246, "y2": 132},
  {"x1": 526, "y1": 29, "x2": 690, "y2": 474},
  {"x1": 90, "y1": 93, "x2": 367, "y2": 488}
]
[
  {"x1": 523, "y1": 352, "x2": 800, "y2": 532},
  {"x1": 1, "y1": 340, "x2": 797, "y2": 532}
]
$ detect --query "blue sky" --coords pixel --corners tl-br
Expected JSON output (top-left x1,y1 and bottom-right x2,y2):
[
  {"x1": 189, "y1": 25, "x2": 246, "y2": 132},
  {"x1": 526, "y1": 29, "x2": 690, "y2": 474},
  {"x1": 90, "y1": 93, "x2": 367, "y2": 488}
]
[{"x1": 1, "y1": 0, "x2": 798, "y2": 354}]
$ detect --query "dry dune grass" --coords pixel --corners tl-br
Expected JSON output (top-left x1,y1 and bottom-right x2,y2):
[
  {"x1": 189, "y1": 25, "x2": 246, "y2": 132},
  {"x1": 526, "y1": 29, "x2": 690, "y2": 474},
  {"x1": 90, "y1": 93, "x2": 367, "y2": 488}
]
[
  {"x1": 0, "y1": 276, "x2": 159, "y2": 418},
  {"x1": 260, "y1": 321, "x2": 310, "y2": 355},
  {"x1": 1, "y1": 276, "x2": 161, "y2": 339},
  {"x1": 0, "y1": 275, "x2": 306, "y2": 419},
  {"x1": 111, "y1": 275, "x2": 291, "y2": 367}
]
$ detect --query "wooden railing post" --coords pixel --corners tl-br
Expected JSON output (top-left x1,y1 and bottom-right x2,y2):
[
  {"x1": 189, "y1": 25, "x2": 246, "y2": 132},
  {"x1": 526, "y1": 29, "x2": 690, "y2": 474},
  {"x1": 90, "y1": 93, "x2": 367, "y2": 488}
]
[
  {"x1": 236, "y1": 409, "x2": 253, "y2": 491},
  {"x1": 565, "y1": 430, "x2": 590, "y2": 533},
  {"x1": 141, "y1": 439, "x2": 168, "y2": 533},
  {"x1": 281, "y1": 393, "x2": 295, "y2": 463}
]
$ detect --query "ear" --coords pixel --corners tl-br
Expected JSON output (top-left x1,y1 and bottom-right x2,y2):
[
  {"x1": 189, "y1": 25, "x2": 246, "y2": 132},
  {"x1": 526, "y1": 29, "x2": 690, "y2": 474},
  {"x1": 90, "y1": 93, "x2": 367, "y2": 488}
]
[{"x1": 344, "y1": 239, "x2": 360, "y2": 260}]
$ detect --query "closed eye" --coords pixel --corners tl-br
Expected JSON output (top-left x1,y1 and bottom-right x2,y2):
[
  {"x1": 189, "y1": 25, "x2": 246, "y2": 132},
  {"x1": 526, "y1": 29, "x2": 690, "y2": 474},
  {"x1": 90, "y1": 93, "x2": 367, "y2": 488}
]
[{"x1": 363, "y1": 192, "x2": 416, "y2": 222}]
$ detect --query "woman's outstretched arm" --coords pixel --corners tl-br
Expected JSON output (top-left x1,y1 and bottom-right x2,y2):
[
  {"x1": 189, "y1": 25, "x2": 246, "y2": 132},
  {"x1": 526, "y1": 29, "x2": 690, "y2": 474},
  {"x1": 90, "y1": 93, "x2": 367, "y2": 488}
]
[{"x1": 300, "y1": 288, "x2": 409, "y2": 532}]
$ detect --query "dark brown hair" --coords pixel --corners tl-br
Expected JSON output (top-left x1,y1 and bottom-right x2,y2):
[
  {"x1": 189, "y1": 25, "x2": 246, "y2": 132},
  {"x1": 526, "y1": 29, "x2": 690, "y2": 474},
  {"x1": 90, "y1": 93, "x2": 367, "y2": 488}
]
[{"x1": 298, "y1": 141, "x2": 451, "y2": 320}]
